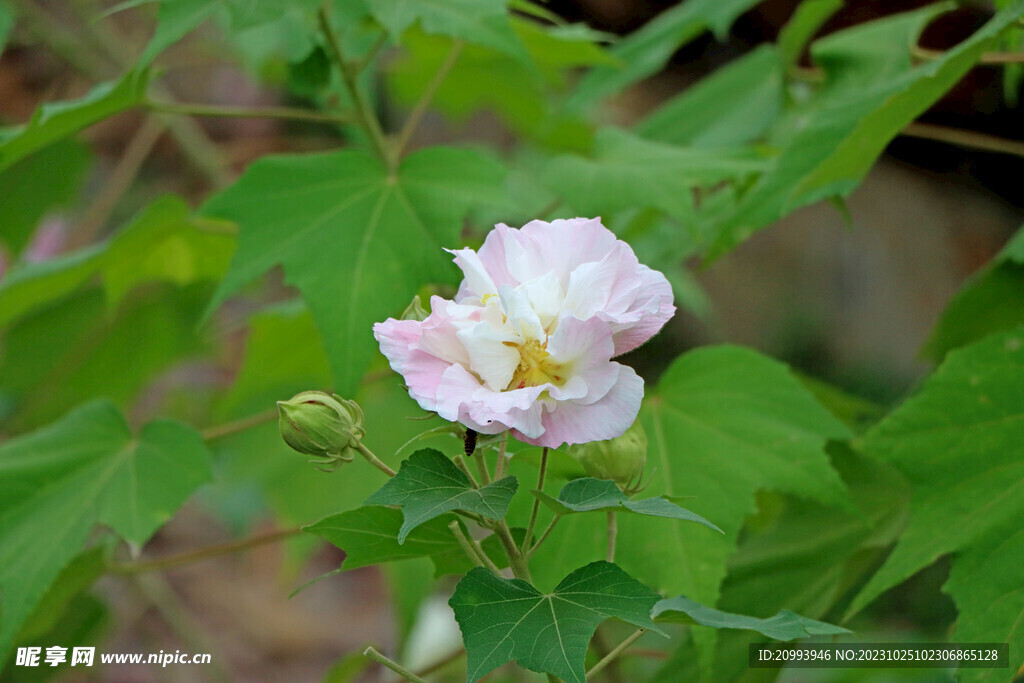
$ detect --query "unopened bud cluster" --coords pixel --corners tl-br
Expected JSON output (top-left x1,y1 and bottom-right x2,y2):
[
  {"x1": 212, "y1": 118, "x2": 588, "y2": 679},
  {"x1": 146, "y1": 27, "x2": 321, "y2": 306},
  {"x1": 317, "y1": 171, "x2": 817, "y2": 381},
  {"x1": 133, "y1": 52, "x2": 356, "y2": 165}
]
[{"x1": 277, "y1": 391, "x2": 365, "y2": 471}]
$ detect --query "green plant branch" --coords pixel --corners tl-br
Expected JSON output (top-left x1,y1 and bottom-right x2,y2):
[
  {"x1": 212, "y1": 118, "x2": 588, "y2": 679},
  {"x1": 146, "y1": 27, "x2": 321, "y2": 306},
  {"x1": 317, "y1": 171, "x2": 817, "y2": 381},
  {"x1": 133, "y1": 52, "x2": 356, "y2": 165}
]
[
  {"x1": 912, "y1": 44, "x2": 1024, "y2": 64},
  {"x1": 396, "y1": 647, "x2": 465, "y2": 682},
  {"x1": 494, "y1": 521, "x2": 532, "y2": 582},
  {"x1": 69, "y1": 116, "x2": 167, "y2": 249},
  {"x1": 586, "y1": 629, "x2": 646, "y2": 679},
  {"x1": 318, "y1": 4, "x2": 392, "y2": 166},
  {"x1": 526, "y1": 516, "x2": 561, "y2": 559},
  {"x1": 108, "y1": 527, "x2": 303, "y2": 574},
  {"x1": 453, "y1": 454, "x2": 481, "y2": 488},
  {"x1": 901, "y1": 122, "x2": 1024, "y2": 158},
  {"x1": 131, "y1": 573, "x2": 232, "y2": 683},
  {"x1": 473, "y1": 449, "x2": 493, "y2": 485},
  {"x1": 363, "y1": 647, "x2": 426, "y2": 683},
  {"x1": 494, "y1": 434, "x2": 509, "y2": 479},
  {"x1": 356, "y1": 442, "x2": 398, "y2": 477},
  {"x1": 145, "y1": 99, "x2": 356, "y2": 125},
  {"x1": 12, "y1": 0, "x2": 230, "y2": 188},
  {"x1": 449, "y1": 520, "x2": 501, "y2": 573},
  {"x1": 522, "y1": 446, "x2": 549, "y2": 555},
  {"x1": 392, "y1": 39, "x2": 465, "y2": 161},
  {"x1": 353, "y1": 30, "x2": 390, "y2": 74},
  {"x1": 606, "y1": 511, "x2": 617, "y2": 563},
  {"x1": 200, "y1": 408, "x2": 279, "y2": 441}
]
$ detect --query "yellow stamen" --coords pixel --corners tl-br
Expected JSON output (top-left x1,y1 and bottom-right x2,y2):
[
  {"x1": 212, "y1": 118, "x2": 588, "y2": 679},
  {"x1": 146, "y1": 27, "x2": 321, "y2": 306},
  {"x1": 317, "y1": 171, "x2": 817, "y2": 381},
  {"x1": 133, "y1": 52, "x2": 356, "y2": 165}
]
[{"x1": 505, "y1": 339, "x2": 568, "y2": 390}]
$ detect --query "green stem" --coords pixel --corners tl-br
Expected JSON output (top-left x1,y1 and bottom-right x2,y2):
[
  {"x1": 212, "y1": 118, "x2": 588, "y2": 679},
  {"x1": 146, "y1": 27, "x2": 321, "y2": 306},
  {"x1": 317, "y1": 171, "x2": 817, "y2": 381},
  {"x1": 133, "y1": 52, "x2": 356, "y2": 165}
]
[
  {"x1": 606, "y1": 511, "x2": 617, "y2": 563},
  {"x1": 363, "y1": 647, "x2": 426, "y2": 683},
  {"x1": 452, "y1": 454, "x2": 480, "y2": 488},
  {"x1": 449, "y1": 521, "x2": 501, "y2": 574},
  {"x1": 108, "y1": 527, "x2": 302, "y2": 574},
  {"x1": 586, "y1": 629, "x2": 646, "y2": 679},
  {"x1": 526, "y1": 516, "x2": 561, "y2": 560},
  {"x1": 392, "y1": 39, "x2": 465, "y2": 161},
  {"x1": 200, "y1": 408, "x2": 279, "y2": 442},
  {"x1": 912, "y1": 44, "x2": 1024, "y2": 65},
  {"x1": 67, "y1": 116, "x2": 166, "y2": 249},
  {"x1": 494, "y1": 521, "x2": 531, "y2": 582},
  {"x1": 145, "y1": 99, "x2": 355, "y2": 125},
  {"x1": 522, "y1": 447, "x2": 549, "y2": 555},
  {"x1": 356, "y1": 443, "x2": 398, "y2": 477},
  {"x1": 352, "y1": 30, "x2": 390, "y2": 74},
  {"x1": 473, "y1": 450, "x2": 493, "y2": 486},
  {"x1": 318, "y1": 4, "x2": 392, "y2": 166},
  {"x1": 901, "y1": 122, "x2": 1024, "y2": 159},
  {"x1": 494, "y1": 435, "x2": 509, "y2": 479}
]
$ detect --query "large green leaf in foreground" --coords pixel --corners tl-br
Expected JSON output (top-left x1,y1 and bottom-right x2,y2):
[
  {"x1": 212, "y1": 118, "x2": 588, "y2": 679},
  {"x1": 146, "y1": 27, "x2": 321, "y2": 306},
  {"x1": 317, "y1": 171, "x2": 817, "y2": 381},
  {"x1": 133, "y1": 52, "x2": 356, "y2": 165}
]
[
  {"x1": 534, "y1": 346, "x2": 851, "y2": 604},
  {"x1": 525, "y1": 346, "x2": 851, "y2": 672},
  {"x1": 450, "y1": 561, "x2": 662, "y2": 683},
  {"x1": 0, "y1": 400, "x2": 212, "y2": 666},
  {"x1": 849, "y1": 328, "x2": 1024, "y2": 680},
  {"x1": 202, "y1": 147, "x2": 505, "y2": 394}
]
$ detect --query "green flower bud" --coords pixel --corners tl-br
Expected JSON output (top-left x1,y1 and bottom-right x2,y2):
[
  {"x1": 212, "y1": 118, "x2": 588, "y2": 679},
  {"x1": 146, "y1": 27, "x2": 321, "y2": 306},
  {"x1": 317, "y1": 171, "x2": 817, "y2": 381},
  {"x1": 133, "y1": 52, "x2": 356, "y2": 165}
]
[
  {"x1": 568, "y1": 420, "x2": 647, "y2": 490},
  {"x1": 401, "y1": 295, "x2": 429, "y2": 321},
  {"x1": 277, "y1": 391, "x2": 365, "y2": 471}
]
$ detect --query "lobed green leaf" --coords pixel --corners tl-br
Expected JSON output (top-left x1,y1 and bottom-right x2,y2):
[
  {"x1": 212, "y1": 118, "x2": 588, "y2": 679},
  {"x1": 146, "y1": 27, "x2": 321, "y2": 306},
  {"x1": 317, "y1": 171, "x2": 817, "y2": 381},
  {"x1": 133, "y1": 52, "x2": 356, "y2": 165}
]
[
  {"x1": 450, "y1": 561, "x2": 664, "y2": 683},
  {"x1": 535, "y1": 477, "x2": 722, "y2": 533},
  {"x1": 201, "y1": 146, "x2": 505, "y2": 395},
  {"x1": 652, "y1": 595, "x2": 850, "y2": 641},
  {"x1": 366, "y1": 448, "x2": 518, "y2": 542},
  {"x1": 0, "y1": 401, "x2": 211, "y2": 666},
  {"x1": 849, "y1": 326, "x2": 1024, "y2": 619}
]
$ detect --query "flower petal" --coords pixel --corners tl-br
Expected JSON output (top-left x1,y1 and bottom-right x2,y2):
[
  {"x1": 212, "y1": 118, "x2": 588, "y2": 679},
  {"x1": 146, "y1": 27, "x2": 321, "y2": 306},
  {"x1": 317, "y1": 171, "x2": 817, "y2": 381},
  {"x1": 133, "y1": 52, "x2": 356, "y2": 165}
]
[{"x1": 517, "y1": 365, "x2": 644, "y2": 448}]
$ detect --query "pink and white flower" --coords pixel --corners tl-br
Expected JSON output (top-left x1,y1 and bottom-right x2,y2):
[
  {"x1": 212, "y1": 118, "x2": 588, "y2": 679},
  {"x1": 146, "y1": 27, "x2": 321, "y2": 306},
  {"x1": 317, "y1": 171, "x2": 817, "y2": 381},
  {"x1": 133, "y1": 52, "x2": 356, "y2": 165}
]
[{"x1": 373, "y1": 217, "x2": 675, "y2": 448}]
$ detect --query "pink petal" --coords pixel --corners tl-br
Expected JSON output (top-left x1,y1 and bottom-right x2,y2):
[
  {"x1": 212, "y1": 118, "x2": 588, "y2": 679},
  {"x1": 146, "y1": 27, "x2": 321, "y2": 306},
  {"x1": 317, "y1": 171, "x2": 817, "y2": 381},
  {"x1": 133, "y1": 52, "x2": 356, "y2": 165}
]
[{"x1": 515, "y1": 365, "x2": 645, "y2": 448}]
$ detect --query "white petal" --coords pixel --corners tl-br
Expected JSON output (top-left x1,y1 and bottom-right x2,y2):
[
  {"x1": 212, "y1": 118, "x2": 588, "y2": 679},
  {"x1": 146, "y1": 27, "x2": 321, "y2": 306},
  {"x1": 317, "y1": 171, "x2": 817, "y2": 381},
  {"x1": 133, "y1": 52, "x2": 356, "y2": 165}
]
[{"x1": 457, "y1": 322, "x2": 521, "y2": 391}]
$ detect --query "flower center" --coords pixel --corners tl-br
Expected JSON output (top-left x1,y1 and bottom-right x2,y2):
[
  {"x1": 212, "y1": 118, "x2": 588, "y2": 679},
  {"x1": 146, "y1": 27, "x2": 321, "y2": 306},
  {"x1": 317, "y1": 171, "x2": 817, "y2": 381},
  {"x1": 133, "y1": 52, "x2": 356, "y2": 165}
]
[{"x1": 505, "y1": 339, "x2": 567, "y2": 390}]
